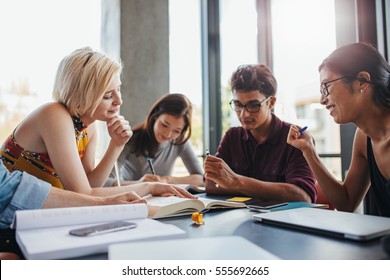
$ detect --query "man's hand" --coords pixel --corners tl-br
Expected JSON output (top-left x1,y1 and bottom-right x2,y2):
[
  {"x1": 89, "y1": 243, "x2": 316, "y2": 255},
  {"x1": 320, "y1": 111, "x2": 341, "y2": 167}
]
[{"x1": 204, "y1": 155, "x2": 239, "y2": 189}]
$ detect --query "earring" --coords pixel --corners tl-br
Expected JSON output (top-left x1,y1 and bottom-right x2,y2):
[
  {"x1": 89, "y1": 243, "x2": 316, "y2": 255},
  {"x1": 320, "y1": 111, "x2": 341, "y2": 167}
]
[{"x1": 360, "y1": 89, "x2": 364, "y2": 93}]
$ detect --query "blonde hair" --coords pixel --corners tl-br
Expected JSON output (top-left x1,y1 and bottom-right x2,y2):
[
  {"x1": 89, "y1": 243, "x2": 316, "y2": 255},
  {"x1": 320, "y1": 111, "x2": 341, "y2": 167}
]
[{"x1": 52, "y1": 47, "x2": 122, "y2": 117}]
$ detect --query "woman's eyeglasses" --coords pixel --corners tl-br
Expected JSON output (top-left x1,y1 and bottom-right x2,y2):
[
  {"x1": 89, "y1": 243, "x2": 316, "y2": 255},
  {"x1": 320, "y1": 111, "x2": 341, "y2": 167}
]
[{"x1": 320, "y1": 76, "x2": 346, "y2": 97}]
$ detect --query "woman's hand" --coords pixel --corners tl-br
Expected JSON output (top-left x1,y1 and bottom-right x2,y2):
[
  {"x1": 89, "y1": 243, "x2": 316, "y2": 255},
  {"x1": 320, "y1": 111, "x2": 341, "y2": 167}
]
[
  {"x1": 101, "y1": 191, "x2": 147, "y2": 205},
  {"x1": 287, "y1": 125, "x2": 315, "y2": 153},
  {"x1": 139, "y1": 174, "x2": 169, "y2": 183},
  {"x1": 107, "y1": 115, "x2": 133, "y2": 147},
  {"x1": 145, "y1": 182, "x2": 197, "y2": 199}
]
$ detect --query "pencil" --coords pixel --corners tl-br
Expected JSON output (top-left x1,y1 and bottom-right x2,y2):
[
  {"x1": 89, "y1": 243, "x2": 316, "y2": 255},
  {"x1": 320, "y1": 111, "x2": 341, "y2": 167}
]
[{"x1": 114, "y1": 161, "x2": 121, "y2": 187}]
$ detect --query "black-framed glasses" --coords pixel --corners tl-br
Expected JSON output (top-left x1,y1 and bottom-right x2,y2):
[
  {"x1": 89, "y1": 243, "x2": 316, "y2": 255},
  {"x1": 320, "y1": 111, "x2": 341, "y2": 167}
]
[
  {"x1": 229, "y1": 96, "x2": 271, "y2": 113},
  {"x1": 320, "y1": 76, "x2": 346, "y2": 97}
]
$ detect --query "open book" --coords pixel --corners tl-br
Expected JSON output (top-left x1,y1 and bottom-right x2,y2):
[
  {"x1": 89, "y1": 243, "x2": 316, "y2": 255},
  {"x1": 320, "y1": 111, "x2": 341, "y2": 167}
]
[
  {"x1": 147, "y1": 196, "x2": 246, "y2": 219},
  {"x1": 13, "y1": 204, "x2": 186, "y2": 260}
]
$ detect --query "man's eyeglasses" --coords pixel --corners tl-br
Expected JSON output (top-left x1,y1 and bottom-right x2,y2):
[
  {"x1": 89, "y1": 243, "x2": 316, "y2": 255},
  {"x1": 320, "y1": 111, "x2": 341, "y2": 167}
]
[
  {"x1": 229, "y1": 96, "x2": 271, "y2": 113},
  {"x1": 320, "y1": 76, "x2": 346, "y2": 97}
]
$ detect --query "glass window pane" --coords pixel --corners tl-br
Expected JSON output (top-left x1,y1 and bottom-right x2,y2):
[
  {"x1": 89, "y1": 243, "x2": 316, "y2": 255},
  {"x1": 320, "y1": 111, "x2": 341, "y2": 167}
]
[
  {"x1": 169, "y1": 0, "x2": 203, "y2": 175},
  {"x1": 320, "y1": 157, "x2": 342, "y2": 181},
  {"x1": 271, "y1": 0, "x2": 340, "y2": 156},
  {"x1": 0, "y1": 0, "x2": 101, "y2": 142},
  {"x1": 219, "y1": 0, "x2": 258, "y2": 134}
]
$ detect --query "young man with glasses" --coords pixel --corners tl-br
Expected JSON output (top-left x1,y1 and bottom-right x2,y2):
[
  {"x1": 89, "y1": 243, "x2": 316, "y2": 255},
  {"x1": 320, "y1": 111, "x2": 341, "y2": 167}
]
[{"x1": 204, "y1": 64, "x2": 316, "y2": 203}]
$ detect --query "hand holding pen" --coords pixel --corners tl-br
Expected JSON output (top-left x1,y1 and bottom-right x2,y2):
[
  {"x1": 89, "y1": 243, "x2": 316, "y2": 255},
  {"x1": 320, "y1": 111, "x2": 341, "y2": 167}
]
[
  {"x1": 287, "y1": 125, "x2": 314, "y2": 151},
  {"x1": 204, "y1": 149, "x2": 219, "y2": 188},
  {"x1": 144, "y1": 157, "x2": 171, "y2": 183},
  {"x1": 299, "y1": 126, "x2": 308, "y2": 135}
]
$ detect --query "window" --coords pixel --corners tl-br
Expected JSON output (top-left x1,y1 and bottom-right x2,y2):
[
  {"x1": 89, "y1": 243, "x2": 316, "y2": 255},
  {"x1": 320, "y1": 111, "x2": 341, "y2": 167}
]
[
  {"x1": 270, "y1": 0, "x2": 341, "y2": 179},
  {"x1": 220, "y1": 0, "x2": 258, "y2": 133},
  {"x1": 169, "y1": 0, "x2": 203, "y2": 175},
  {"x1": 0, "y1": 0, "x2": 101, "y2": 142}
]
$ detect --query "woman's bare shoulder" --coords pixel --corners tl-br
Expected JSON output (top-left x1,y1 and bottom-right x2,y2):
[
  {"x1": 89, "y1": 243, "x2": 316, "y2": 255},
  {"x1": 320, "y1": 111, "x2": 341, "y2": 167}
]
[
  {"x1": 33, "y1": 102, "x2": 71, "y2": 123},
  {"x1": 353, "y1": 128, "x2": 368, "y2": 158},
  {"x1": 38, "y1": 102, "x2": 68, "y2": 115}
]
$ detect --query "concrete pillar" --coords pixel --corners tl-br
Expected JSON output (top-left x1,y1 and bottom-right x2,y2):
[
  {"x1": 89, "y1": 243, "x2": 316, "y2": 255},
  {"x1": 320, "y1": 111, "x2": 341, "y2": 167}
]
[{"x1": 101, "y1": 0, "x2": 169, "y2": 126}]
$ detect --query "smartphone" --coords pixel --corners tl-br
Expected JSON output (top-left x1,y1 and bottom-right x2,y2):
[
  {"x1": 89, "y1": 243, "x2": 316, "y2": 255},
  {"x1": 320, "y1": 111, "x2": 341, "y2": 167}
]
[
  {"x1": 246, "y1": 200, "x2": 288, "y2": 209},
  {"x1": 69, "y1": 221, "x2": 137, "y2": 237}
]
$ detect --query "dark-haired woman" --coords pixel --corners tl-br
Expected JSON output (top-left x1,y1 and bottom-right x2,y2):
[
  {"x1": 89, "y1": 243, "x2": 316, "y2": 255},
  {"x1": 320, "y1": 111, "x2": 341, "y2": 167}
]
[
  {"x1": 288, "y1": 42, "x2": 390, "y2": 217},
  {"x1": 105, "y1": 93, "x2": 204, "y2": 187}
]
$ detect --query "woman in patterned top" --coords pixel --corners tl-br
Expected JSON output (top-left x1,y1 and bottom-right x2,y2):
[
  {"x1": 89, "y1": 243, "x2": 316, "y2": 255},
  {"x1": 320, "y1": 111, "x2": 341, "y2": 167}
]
[{"x1": 0, "y1": 47, "x2": 195, "y2": 200}]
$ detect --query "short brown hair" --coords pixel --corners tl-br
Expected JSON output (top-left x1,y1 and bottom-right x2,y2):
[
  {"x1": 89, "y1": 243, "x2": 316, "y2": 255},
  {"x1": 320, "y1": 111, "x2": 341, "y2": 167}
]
[{"x1": 230, "y1": 64, "x2": 277, "y2": 97}]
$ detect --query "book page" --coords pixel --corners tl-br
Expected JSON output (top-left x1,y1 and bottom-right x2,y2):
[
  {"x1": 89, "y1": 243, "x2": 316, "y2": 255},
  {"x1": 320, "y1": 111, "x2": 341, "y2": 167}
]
[
  {"x1": 147, "y1": 196, "x2": 205, "y2": 218},
  {"x1": 203, "y1": 198, "x2": 246, "y2": 209},
  {"x1": 14, "y1": 204, "x2": 148, "y2": 230},
  {"x1": 146, "y1": 196, "x2": 204, "y2": 207},
  {"x1": 146, "y1": 196, "x2": 246, "y2": 218}
]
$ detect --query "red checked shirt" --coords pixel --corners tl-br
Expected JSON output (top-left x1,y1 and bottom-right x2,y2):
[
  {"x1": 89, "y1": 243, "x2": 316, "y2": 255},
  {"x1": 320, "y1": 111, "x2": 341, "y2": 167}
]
[{"x1": 216, "y1": 114, "x2": 317, "y2": 202}]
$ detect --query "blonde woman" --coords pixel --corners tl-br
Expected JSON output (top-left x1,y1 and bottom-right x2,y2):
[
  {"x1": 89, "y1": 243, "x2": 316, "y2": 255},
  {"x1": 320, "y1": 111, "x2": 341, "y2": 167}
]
[{"x1": 0, "y1": 47, "x2": 195, "y2": 200}]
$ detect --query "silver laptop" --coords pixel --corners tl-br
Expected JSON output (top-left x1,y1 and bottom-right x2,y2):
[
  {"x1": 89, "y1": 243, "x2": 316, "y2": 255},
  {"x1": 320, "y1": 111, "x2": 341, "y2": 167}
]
[{"x1": 253, "y1": 207, "x2": 390, "y2": 241}]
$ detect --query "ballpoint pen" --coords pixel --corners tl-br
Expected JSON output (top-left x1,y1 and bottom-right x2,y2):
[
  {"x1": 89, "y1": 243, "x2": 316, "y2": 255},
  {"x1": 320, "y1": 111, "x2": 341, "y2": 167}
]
[
  {"x1": 205, "y1": 149, "x2": 218, "y2": 188},
  {"x1": 146, "y1": 157, "x2": 156, "y2": 175},
  {"x1": 299, "y1": 126, "x2": 308, "y2": 134}
]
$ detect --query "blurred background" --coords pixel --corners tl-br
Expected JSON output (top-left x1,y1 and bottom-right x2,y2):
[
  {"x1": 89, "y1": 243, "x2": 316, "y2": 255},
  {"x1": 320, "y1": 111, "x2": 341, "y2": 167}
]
[{"x1": 0, "y1": 0, "x2": 388, "y2": 181}]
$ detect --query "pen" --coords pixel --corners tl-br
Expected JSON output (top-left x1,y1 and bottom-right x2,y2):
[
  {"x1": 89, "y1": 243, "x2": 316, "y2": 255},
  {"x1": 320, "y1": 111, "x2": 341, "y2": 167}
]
[
  {"x1": 114, "y1": 161, "x2": 121, "y2": 187},
  {"x1": 205, "y1": 149, "x2": 219, "y2": 188},
  {"x1": 299, "y1": 126, "x2": 308, "y2": 134},
  {"x1": 147, "y1": 157, "x2": 156, "y2": 175}
]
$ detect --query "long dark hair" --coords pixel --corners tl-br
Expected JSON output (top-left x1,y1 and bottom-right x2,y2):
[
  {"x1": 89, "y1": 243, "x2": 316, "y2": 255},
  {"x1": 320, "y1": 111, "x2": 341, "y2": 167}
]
[
  {"x1": 319, "y1": 42, "x2": 390, "y2": 109},
  {"x1": 129, "y1": 93, "x2": 193, "y2": 157}
]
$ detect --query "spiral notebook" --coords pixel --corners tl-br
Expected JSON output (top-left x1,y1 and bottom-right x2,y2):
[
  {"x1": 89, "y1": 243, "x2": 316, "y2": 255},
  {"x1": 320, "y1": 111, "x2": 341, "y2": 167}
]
[{"x1": 253, "y1": 207, "x2": 390, "y2": 241}]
